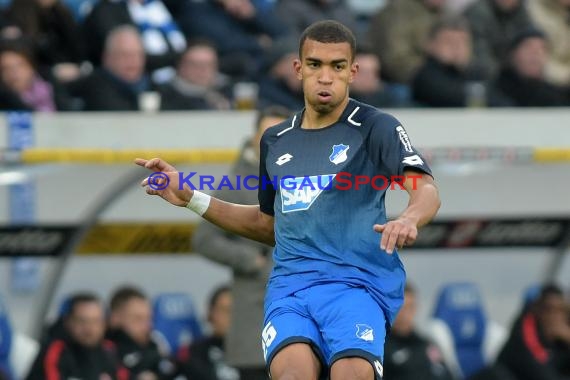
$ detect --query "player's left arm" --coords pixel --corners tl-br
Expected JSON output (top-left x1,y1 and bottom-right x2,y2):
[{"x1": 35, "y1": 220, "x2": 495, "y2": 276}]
[{"x1": 373, "y1": 169, "x2": 441, "y2": 254}]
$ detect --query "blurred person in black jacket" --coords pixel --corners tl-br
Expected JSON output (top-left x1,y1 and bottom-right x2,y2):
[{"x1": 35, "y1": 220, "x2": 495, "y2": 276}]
[
  {"x1": 178, "y1": 285, "x2": 240, "y2": 380},
  {"x1": 412, "y1": 17, "x2": 489, "y2": 108},
  {"x1": 66, "y1": 25, "x2": 154, "y2": 111},
  {"x1": 384, "y1": 283, "x2": 454, "y2": 380},
  {"x1": 107, "y1": 286, "x2": 176, "y2": 380},
  {"x1": 491, "y1": 28, "x2": 570, "y2": 107},
  {"x1": 350, "y1": 48, "x2": 412, "y2": 108},
  {"x1": 496, "y1": 283, "x2": 570, "y2": 380},
  {"x1": 3, "y1": 0, "x2": 85, "y2": 83},
  {"x1": 159, "y1": 39, "x2": 232, "y2": 111},
  {"x1": 257, "y1": 38, "x2": 304, "y2": 111},
  {"x1": 26, "y1": 292, "x2": 125, "y2": 380}
]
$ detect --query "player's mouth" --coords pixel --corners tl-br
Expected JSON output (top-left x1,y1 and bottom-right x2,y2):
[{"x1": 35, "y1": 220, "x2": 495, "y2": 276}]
[{"x1": 317, "y1": 91, "x2": 332, "y2": 102}]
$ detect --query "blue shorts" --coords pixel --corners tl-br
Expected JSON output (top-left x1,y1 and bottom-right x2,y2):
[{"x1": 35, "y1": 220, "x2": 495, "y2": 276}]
[{"x1": 262, "y1": 283, "x2": 386, "y2": 379}]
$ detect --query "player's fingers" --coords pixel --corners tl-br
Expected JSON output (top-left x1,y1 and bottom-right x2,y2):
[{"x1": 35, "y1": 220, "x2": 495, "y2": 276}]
[
  {"x1": 134, "y1": 158, "x2": 148, "y2": 167},
  {"x1": 145, "y1": 186, "x2": 159, "y2": 196},
  {"x1": 379, "y1": 224, "x2": 391, "y2": 250},
  {"x1": 396, "y1": 232, "x2": 408, "y2": 250},
  {"x1": 382, "y1": 224, "x2": 400, "y2": 254},
  {"x1": 404, "y1": 229, "x2": 418, "y2": 246},
  {"x1": 373, "y1": 224, "x2": 385, "y2": 233},
  {"x1": 144, "y1": 158, "x2": 162, "y2": 169}
]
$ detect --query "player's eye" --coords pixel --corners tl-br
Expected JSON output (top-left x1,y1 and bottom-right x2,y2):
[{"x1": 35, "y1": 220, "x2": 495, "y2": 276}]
[
  {"x1": 307, "y1": 62, "x2": 319, "y2": 68},
  {"x1": 335, "y1": 64, "x2": 346, "y2": 71}
]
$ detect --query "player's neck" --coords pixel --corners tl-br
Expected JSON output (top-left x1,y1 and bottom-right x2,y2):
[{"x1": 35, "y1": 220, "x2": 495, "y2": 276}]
[{"x1": 302, "y1": 97, "x2": 349, "y2": 129}]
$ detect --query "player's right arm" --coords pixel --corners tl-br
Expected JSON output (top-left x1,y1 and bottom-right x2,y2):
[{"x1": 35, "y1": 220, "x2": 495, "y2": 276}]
[{"x1": 135, "y1": 158, "x2": 275, "y2": 246}]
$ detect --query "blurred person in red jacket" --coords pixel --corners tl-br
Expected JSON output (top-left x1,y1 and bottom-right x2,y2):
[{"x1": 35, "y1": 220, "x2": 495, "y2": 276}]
[
  {"x1": 497, "y1": 283, "x2": 570, "y2": 380},
  {"x1": 26, "y1": 292, "x2": 126, "y2": 380}
]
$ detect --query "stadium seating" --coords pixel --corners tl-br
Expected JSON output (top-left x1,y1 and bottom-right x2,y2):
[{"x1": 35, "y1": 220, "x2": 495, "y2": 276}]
[
  {"x1": 423, "y1": 282, "x2": 507, "y2": 380},
  {"x1": 151, "y1": 293, "x2": 203, "y2": 358}
]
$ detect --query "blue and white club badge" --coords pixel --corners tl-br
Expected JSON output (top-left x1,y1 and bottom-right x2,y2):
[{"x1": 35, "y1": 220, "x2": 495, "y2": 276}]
[{"x1": 329, "y1": 144, "x2": 349, "y2": 165}]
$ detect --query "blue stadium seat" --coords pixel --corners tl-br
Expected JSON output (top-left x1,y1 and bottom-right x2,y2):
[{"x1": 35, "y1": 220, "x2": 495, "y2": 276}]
[
  {"x1": 424, "y1": 282, "x2": 507, "y2": 380},
  {"x1": 0, "y1": 297, "x2": 14, "y2": 380},
  {"x1": 152, "y1": 293, "x2": 203, "y2": 357},
  {"x1": 522, "y1": 283, "x2": 541, "y2": 308}
]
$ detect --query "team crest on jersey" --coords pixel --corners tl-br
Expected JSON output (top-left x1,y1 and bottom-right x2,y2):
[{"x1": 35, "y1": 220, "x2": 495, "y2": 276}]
[
  {"x1": 355, "y1": 324, "x2": 374, "y2": 342},
  {"x1": 280, "y1": 175, "x2": 336, "y2": 213},
  {"x1": 329, "y1": 144, "x2": 349, "y2": 165}
]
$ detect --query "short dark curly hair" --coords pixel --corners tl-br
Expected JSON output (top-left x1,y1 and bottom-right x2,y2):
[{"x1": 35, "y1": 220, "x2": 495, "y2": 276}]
[{"x1": 298, "y1": 20, "x2": 356, "y2": 61}]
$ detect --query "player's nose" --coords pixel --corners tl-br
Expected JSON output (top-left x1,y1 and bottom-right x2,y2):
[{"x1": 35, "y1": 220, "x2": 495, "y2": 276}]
[{"x1": 318, "y1": 67, "x2": 334, "y2": 84}]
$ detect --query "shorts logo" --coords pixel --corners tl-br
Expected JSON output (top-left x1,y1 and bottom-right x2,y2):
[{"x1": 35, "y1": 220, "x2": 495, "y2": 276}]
[
  {"x1": 261, "y1": 321, "x2": 277, "y2": 361},
  {"x1": 374, "y1": 360, "x2": 384, "y2": 377},
  {"x1": 280, "y1": 175, "x2": 336, "y2": 213},
  {"x1": 329, "y1": 144, "x2": 349, "y2": 165},
  {"x1": 355, "y1": 324, "x2": 374, "y2": 342}
]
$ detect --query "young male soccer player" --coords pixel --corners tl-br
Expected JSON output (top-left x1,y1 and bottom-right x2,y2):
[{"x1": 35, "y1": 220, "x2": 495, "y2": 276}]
[{"x1": 136, "y1": 20, "x2": 440, "y2": 380}]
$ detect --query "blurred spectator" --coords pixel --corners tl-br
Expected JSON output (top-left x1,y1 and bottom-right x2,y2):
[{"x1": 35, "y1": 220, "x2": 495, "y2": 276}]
[
  {"x1": 444, "y1": 0, "x2": 477, "y2": 14},
  {"x1": 178, "y1": 285, "x2": 240, "y2": 380},
  {"x1": 496, "y1": 283, "x2": 570, "y2": 380},
  {"x1": 159, "y1": 39, "x2": 232, "y2": 111},
  {"x1": 412, "y1": 17, "x2": 486, "y2": 107},
  {"x1": 0, "y1": 41, "x2": 71, "y2": 111},
  {"x1": 67, "y1": 25, "x2": 153, "y2": 111},
  {"x1": 384, "y1": 282, "x2": 454, "y2": 380},
  {"x1": 463, "y1": 0, "x2": 533, "y2": 80},
  {"x1": 82, "y1": 0, "x2": 186, "y2": 81},
  {"x1": 275, "y1": 0, "x2": 362, "y2": 40},
  {"x1": 193, "y1": 106, "x2": 291, "y2": 380},
  {"x1": 366, "y1": 0, "x2": 446, "y2": 84},
  {"x1": 3, "y1": 0, "x2": 85, "y2": 82},
  {"x1": 26, "y1": 293, "x2": 123, "y2": 380},
  {"x1": 351, "y1": 48, "x2": 412, "y2": 108},
  {"x1": 528, "y1": 0, "x2": 570, "y2": 87},
  {"x1": 491, "y1": 29, "x2": 569, "y2": 107},
  {"x1": 257, "y1": 38, "x2": 303, "y2": 110},
  {"x1": 173, "y1": 0, "x2": 286, "y2": 79},
  {"x1": 107, "y1": 285, "x2": 175, "y2": 380}
]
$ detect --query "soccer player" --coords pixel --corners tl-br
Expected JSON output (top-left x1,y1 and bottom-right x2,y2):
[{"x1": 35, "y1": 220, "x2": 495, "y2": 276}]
[{"x1": 136, "y1": 20, "x2": 440, "y2": 380}]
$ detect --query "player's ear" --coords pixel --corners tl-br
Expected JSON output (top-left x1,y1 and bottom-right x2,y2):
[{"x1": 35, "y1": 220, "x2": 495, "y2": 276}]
[
  {"x1": 294, "y1": 59, "x2": 302, "y2": 80},
  {"x1": 348, "y1": 61, "x2": 359, "y2": 84}
]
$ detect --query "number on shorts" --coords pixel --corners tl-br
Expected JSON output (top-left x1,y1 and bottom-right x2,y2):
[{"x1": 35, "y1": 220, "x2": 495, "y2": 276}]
[{"x1": 261, "y1": 322, "x2": 277, "y2": 360}]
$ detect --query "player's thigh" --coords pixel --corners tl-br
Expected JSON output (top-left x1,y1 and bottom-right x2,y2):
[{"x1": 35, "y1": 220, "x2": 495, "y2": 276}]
[
  {"x1": 263, "y1": 297, "x2": 326, "y2": 380},
  {"x1": 330, "y1": 357, "x2": 376, "y2": 380},
  {"x1": 310, "y1": 284, "x2": 386, "y2": 379},
  {"x1": 270, "y1": 343, "x2": 321, "y2": 380}
]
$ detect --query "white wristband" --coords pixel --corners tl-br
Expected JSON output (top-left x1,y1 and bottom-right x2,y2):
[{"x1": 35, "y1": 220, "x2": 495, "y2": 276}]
[{"x1": 186, "y1": 191, "x2": 211, "y2": 216}]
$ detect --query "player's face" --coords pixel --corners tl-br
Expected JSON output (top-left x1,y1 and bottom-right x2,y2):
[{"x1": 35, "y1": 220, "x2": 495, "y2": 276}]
[{"x1": 294, "y1": 39, "x2": 358, "y2": 115}]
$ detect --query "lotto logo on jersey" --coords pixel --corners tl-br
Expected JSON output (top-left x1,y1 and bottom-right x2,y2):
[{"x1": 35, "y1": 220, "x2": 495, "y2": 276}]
[{"x1": 280, "y1": 175, "x2": 336, "y2": 213}]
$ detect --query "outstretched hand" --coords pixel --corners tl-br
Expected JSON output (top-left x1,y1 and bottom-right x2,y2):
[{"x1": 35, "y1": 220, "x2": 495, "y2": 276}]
[
  {"x1": 135, "y1": 157, "x2": 193, "y2": 207},
  {"x1": 373, "y1": 218, "x2": 418, "y2": 254}
]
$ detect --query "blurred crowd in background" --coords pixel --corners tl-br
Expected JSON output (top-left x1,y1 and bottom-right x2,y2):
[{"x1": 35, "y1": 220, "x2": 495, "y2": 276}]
[
  {"x1": 2, "y1": 281, "x2": 568, "y2": 380},
  {"x1": 0, "y1": 0, "x2": 569, "y2": 113}
]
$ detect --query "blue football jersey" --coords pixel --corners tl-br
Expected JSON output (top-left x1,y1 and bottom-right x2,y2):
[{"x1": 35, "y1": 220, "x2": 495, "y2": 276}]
[{"x1": 258, "y1": 99, "x2": 432, "y2": 326}]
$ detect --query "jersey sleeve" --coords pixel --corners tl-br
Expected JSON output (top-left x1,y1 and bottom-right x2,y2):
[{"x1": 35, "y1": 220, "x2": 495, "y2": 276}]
[
  {"x1": 258, "y1": 133, "x2": 276, "y2": 216},
  {"x1": 368, "y1": 113, "x2": 432, "y2": 177}
]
